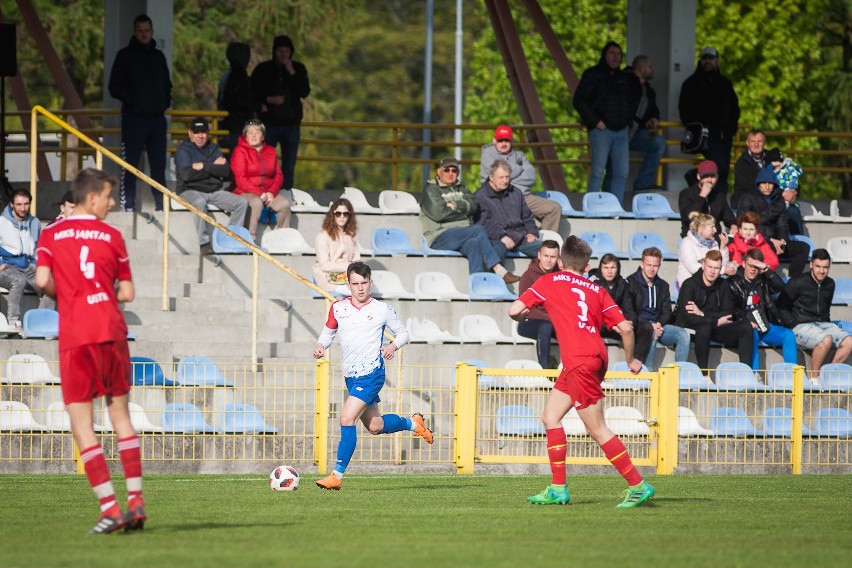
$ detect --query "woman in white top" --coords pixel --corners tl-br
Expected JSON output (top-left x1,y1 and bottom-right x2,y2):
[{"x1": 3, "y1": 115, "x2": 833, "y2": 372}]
[
  {"x1": 676, "y1": 211, "x2": 735, "y2": 288},
  {"x1": 312, "y1": 198, "x2": 361, "y2": 295}
]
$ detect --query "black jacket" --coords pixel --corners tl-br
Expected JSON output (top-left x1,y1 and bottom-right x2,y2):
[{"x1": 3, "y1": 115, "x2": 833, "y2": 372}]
[
  {"x1": 727, "y1": 267, "x2": 785, "y2": 331},
  {"x1": 108, "y1": 36, "x2": 172, "y2": 114},
  {"x1": 627, "y1": 70, "x2": 660, "y2": 126},
  {"x1": 678, "y1": 64, "x2": 740, "y2": 141},
  {"x1": 573, "y1": 42, "x2": 639, "y2": 131},
  {"x1": 678, "y1": 183, "x2": 737, "y2": 237},
  {"x1": 733, "y1": 149, "x2": 765, "y2": 203},
  {"x1": 626, "y1": 268, "x2": 673, "y2": 326},
  {"x1": 250, "y1": 37, "x2": 311, "y2": 126},
  {"x1": 219, "y1": 42, "x2": 256, "y2": 129},
  {"x1": 588, "y1": 266, "x2": 636, "y2": 329},
  {"x1": 777, "y1": 272, "x2": 835, "y2": 327},
  {"x1": 736, "y1": 166, "x2": 790, "y2": 241},
  {"x1": 676, "y1": 270, "x2": 736, "y2": 328}
]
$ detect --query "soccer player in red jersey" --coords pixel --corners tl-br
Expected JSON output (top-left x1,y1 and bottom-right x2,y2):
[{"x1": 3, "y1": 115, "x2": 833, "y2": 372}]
[
  {"x1": 35, "y1": 168, "x2": 145, "y2": 533},
  {"x1": 508, "y1": 235, "x2": 655, "y2": 508}
]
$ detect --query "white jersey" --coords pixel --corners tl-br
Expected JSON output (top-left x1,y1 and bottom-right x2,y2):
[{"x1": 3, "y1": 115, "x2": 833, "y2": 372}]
[{"x1": 316, "y1": 297, "x2": 409, "y2": 378}]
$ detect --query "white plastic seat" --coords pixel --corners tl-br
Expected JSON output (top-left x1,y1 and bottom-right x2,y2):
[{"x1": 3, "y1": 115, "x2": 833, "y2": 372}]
[
  {"x1": 290, "y1": 188, "x2": 329, "y2": 213},
  {"x1": 830, "y1": 200, "x2": 852, "y2": 223},
  {"x1": 100, "y1": 402, "x2": 164, "y2": 433},
  {"x1": 503, "y1": 359, "x2": 552, "y2": 389},
  {"x1": 370, "y1": 270, "x2": 416, "y2": 299},
  {"x1": 604, "y1": 405, "x2": 649, "y2": 436},
  {"x1": 0, "y1": 312, "x2": 18, "y2": 336},
  {"x1": 4, "y1": 354, "x2": 60, "y2": 384},
  {"x1": 44, "y1": 401, "x2": 72, "y2": 432},
  {"x1": 561, "y1": 407, "x2": 587, "y2": 436},
  {"x1": 406, "y1": 317, "x2": 462, "y2": 344},
  {"x1": 510, "y1": 320, "x2": 535, "y2": 344},
  {"x1": 799, "y1": 201, "x2": 831, "y2": 222},
  {"x1": 538, "y1": 229, "x2": 563, "y2": 249},
  {"x1": 0, "y1": 401, "x2": 46, "y2": 431},
  {"x1": 260, "y1": 228, "x2": 316, "y2": 255},
  {"x1": 378, "y1": 190, "x2": 420, "y2": 214},
  {"x1": 678, "y1": 406, "x2": 714, "y2": 436},
  {"x1": 826, "y1": 236, "x2": 852, "y2": 263},
  {"x1": 458, "y1": 314, "x2": 514, "y2": 344},
  {"x1": 342, "y1": 186, "x2": 382, "y2": 214},
  {"x1": 414, "y1": 271, "x2": 469, "y2": 301}
]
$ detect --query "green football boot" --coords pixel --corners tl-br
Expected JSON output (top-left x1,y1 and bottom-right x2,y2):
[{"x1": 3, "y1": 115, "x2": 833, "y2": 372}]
[
  {"x1": 615, "y1": 481, "x2": 655, "y2": 509},
  {"x1": 527, "y1": 484, "x2": 570, "y2": 505}
]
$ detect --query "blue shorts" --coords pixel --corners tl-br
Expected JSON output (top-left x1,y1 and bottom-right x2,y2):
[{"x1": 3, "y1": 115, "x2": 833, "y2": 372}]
[
  {"x1": 793, "y1": 322, "x2": 851, "y2": 350},
  {"x1": 345, "y1": 366, "x2": 385, "y2": 406}
]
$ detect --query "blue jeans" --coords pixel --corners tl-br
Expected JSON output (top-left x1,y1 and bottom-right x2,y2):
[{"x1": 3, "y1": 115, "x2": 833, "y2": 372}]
[
  {"x1": 603, "y1": 127, "x2": 667, "y2": 191},
  {"x1": 516, "y1": 319, "x2": 557, "y2": 368},
  {"x1": 752, "y1": 324, "x2": 799, "y2": 369},
  {"x1": 431, "y1": 225, "x2": 501, "y2": 274},
  {"x1": 264, "y1": 124, "x2": 301, "y2": 190},
  {"x1": 645, "y1": 324, "x2": 691, "y2": 371},
  {"x1": 588, "y1": 127, "x2": 629, "y2": 203},
  {"x1": 490, "y1": 238, "x2": 542, "y2": 263}
]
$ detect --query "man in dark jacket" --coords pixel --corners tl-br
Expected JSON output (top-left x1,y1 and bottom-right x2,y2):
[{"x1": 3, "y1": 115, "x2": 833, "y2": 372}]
[
  {"x1": 732, "y1": 129, "x2": 767, "y2": 207},
  {"x1": 678, "y1": 46, "x2": 740, "y2": 195},
  {"x1": 678, "y1": 160, "x2": 737, "y2": 237},
  {"x1": 250, "y1": 35, "x2": 311, "y2": 190},
  {"x1": 676, "y1": 250, "x2": 754, "y2": 373},
  {"x1": 573, "y1": 41, "x2": 638, "y2": 204},
  {"x1": 517, "y1": 240, "x2": 561, "y2": 367},
  {"x1": 736, "y1": 165, "x2": 809, "y2": 276},
  {"x1": 217, "y1": 42, "x2": 256, "y2": 152},
  {"x1": 777, "y1": 249, "x2": 852, "y2": 377},
  {"x1": 175, "y1": 118, "x2": 248, "y2": 253},
  {"x1": 108, "y1": 14, "x2": 172, "y2": 212},
  {"x1": 587, "y1": 254, "x2": 646, "y2": 346}
]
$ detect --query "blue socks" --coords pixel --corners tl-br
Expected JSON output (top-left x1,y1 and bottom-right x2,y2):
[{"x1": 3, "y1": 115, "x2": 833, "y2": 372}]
[
  {"x1": 334, "y1": 425, "x2": 357, "y2": 475},
  {"x1": 381, "y1": 414, "x2": 412, "y2": 434}
]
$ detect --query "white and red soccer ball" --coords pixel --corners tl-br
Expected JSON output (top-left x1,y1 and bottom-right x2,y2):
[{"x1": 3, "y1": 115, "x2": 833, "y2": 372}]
[{"x1": 269, "y1": 465, "x2": 300, "y2": 491}]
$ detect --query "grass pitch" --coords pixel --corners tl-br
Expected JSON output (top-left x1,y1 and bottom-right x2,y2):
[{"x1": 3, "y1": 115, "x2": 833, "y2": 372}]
[{"x1": 1, "y1": 473, "x2": 849, "y2": 567}]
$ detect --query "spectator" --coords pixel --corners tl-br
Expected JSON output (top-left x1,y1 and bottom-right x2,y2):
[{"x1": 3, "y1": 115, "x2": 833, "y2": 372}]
[
  {"x1": 587, "y1": 254, "x2": 645, "y2": 347},
  {"x1": 517, "y1": 240, "x2": 561, "y2": 368},
  {"x1": 250, "y1": 35, "x2": 311, "y2": 190},
  {"x1": 420, "y1": 157, "x2": 519, "y2": 283},
  {"x1": 108, "y1": 14, "x2": 171, "y2": 212},
  {"x1": 479, "y1": 124, "x2": 561, "y2": 232},
  {"x1": 48, "y1": 191, "x2": 75, "y2": 225},
  {"x1": 728, "y1": 248, "x2": 798, "y2": 370},
  {"x1": 765, "y1": 148, "x2": 805, "y2": 236},
  {"x1": 573, "y1": 41, "x2": 637, "y2": 204},
  {"x1": 677, "y1": 212, "x2": 734, "y2": 289},
  {"x1": 0, "y1": 189, "x2": 55, "y2": 330},
  {"x1": 312, "y1": 198, "x2": 360, "y2": 296},
  {"x1": 625, "y1": 247, "x2": 691, "y2": 370},
  {"x1": 175, "y1": 117, "x2": 248, "y2": 254},
  {"x1": 678, "y1": 159, "x2": 737, "y2": 238},
  {"x1": 727, "y1": 211, "x2": 778, "y2": 270},
  {"x1": 736, "y1": 165, "x2": 810, "y2": 276},
  {"x1": 733, "y1": 129, "x2": 767, "y2": 207},
  {"x1": 230, "y1": 120, "x2": 291, "y2": 241},
  {"x1": 676, "y1": 250, "x2": 755, "y2": 374},
  {"x1": 217, "y1": 42, "x2": 256, "y2": 153},
  {"x1": 475, "y1": 158, "x2": 542, "y2": 262},
  {"x1": 777, "y1": 249, "x2": 852, "y2": 379},
  {"x1": 678, "y1": 46, "x2": 740, "y2": 195}
]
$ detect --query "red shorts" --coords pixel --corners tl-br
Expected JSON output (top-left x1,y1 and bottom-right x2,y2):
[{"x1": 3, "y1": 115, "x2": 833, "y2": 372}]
[
  {"x1": 60, "y1": 341, "x2": 131, "y2": 404},
  {"x1": 554, "y1": 356, "x2": 606, "y2": 410}
]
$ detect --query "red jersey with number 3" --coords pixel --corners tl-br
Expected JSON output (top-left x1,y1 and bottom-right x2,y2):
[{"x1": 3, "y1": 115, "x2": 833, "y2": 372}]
[
  {"x1": 36, "y1": 216, "x2": 132, "y2": 351},
  {"x1": 519, "y1": 271, "x2": 626, "y2": 369}
]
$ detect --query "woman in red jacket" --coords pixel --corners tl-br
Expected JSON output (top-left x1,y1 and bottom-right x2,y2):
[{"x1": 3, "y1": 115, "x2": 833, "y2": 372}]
[
  {"x1": 728, "y1": 210, "x2": 779, "y2": 270},
  {"x1": 230, "y1": 120, "x2": 291, "y2": 239}
]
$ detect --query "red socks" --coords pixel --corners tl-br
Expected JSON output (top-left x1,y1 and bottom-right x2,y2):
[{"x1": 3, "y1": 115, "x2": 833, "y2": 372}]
[
  {"x1": 601, "y1": 436, "x2": 643, "y2": 486},
  {"x1": 545, "y1": 428, "x2": 567, "y2": 485},
  {"x1": 118, "y1": 435, "x2": 143, "y2": 501},
  {"x1": 80, "y1": 445, "x2": 117, "y2": 512}
]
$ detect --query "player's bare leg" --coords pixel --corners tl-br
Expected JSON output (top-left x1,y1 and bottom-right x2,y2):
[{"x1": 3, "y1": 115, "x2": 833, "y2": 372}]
[
  {"x1": 528, "y1": 389, "x2": 572, "y2": 505},
  {"x1": 107, "y1": 394, "x2": 146, "y2": 530}
]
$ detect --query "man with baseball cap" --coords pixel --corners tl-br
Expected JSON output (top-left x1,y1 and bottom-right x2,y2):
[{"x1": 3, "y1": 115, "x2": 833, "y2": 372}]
[
  {"x1": 677, "y1": 159, "x2": 737, "y2": 238},
  {"x1": 479, "y1": 125, "x2": 561, "y2": 232}
]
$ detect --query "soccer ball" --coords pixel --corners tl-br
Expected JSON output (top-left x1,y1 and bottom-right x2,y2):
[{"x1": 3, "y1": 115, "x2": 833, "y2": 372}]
[{"x1": 269, "y1": 465, "x2": 300, "y2": 491}]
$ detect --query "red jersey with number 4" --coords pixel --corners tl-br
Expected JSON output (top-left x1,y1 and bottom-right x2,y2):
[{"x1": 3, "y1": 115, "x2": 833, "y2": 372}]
[
  {"x1": 36, "y1": 216, "x2": 132, "y2": 351},
  {"x1": 519, "y1": 271, "x2": 626, "y2": 369}
]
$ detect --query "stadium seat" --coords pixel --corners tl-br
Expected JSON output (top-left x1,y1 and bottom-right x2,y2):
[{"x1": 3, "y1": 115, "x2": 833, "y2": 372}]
[
  {"x1": 678, "y1": 406, "x2": 714, "y2": 436},
  {"x1": 378, "y1": 190, "x2": 420, "y2": 214},
  {"x1": 421, "y1": 236, "x2": 463, "y2": 257},
  {"x1": 370, "y1": 270, "x2": 416, "y2": 299},
  {"x1": 762, "y1": 406, "x2": 816, "y2": 437},
  {"x1": 676, "y1": 361, "x2": 715, "y2": 391},
  {"x1": 457, "y1": 358, "x2": 505, "y2": 389},
  {"x1": 834, "y1": 320, "x2": 852, "y2": 335},
  {"x1": 538, "y1": 229, "x2": 563, "y2": 249},
  {"x1": 814, "y1": 408, "x2": 852, "y2": 437},
  {"x1": 503, "y1": 359, "x2": 552, "y2": 389},
  {"x1": 798, "y1": 200, "x2": 831, "y2": 222},
  {"x1": 0, "y1": 312, "x2": 19, "y2": 336},
  {"x1": 175, "y1": 357, "x2": 234, "y2": 387},
  {"x1": 831, "y1": 279, "x2": 852, "y2": 306},
  {"x1": 371, "y1": 228, "x2": 423, "y2": 256},
  {"x1": 578, "y1": 231, "x2": 629, "y2": 259},
  {"x1": 131, "y1": 357, "x2": 177, "y2": 387},
  {"x1": 3, "y1": 353, "x2": 60, "y2": 384},
  {"x1": 710, "y1": 407, "x2": 764, "y2": 437},
  {"x1": 0, "y1": 401, "x2": 45, "y2": 431},
  {"x1": 830, "y1": 199, "x2": 852, "y2": 223},
  {"x1": 290, "y1": 188, "x2": 329, "y2": 213},
  {"x1": 826, "y1": 236, "x2": 852, "y2": 263},
  {"x1": 789, "y1": 234, "x2": 815, "y2": 260},
  {"x1": 561, "y1": 407, "x2": 587, "y2": 436},
  {"x1": 44, "y1": 401, "x2": 72, "y2": 432},
  {"x1": 218, "y1": 403, "x2": 278, "y2": 434},
  {"x1": 604, "y1": 406, "x2": 650, "y2": 436},
  {"x1": 162, "y1": 402, "x2": 216, "y2": 433},
  {"x1": 714, "y1": 362, "x2": 767, "y2": 391},
  {"x1": 631, "y1": 193, "x2": 680, "y2": 220},
  {"x1": 496, "y1": 405, "x2": 545, "y2": 436},
  {"x1": 413, "y1": 271, "x2": 469, "y2": 300},
  {"x1": 341, "y1": 186, "x2": 382, "y2": 214},
  {"x1": 765, "y1": 362, "x2": 820, "y2": 392},
  {"x1": 627, "y1": 232, "x2": 677, "y2": 260},
  {"x1": 510, "y1": 320, "x2": 536, "y2": 345},
  {"x1": 818, "y1": 363, "x2": 852, "y2": 392},
  {"x1": 458, "y1": 314, "x2": 514, "y2": 344},
  {"x1": 21, "y1": 309, "x2": 59, "y2": 339},
  {"x1": 406, "y1": 317, "x2": 462, "y2": 344},
  {"x1": 468, "y1": 272, "x2": 517, "y2": 301},
  {"x1": 582, "y1": 192, "x2": 634, "y2": 218},
  {"x1": 538, "y1": 190, "x2": 584, "y2": 217},
  {"x1": 101, "y1": 402, "x2": 163, "y2": 433},
  {"x1": 212, "y1": 226, "x2": 256, "y2": 254},
  {"x1": 605, "y1": 361, "x2": 650, "y2": 389},
  {"x1": 260, "y1": 228, "x2": 316, "y2": 255}
]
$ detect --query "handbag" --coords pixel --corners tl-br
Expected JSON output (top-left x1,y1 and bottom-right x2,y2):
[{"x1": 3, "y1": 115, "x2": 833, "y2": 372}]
[{"x1": 681, "y1": 123, "x2": 709, "y2": 154}]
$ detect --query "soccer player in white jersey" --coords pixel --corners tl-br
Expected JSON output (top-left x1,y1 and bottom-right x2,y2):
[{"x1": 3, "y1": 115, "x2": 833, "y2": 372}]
[
  {"x1": 313, "y1": 261, "x2": 433, "y2": 490},
  {"x1": 35, "y1": 169, "x2": 145, "y2": 533}
]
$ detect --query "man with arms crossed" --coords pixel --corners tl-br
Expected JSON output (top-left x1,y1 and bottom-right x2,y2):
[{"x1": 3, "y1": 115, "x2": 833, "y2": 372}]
[
  {"x1": 509, "y1": 236, "x2": 655, "y2": 508},
  {"x1": 35, "y1": 169, "x2": 145, "y2": 534}
]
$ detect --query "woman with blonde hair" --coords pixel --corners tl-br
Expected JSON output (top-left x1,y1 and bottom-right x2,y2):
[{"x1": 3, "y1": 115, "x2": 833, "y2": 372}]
[
  {"x1": 676, "y1": 211, "x2": 734, "y2": 288},
  {"x1": 312, "y1": 198, "x2": 360, "y2": 295}
]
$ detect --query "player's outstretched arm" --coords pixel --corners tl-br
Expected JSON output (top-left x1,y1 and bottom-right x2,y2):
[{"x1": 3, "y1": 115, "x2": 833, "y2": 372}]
[
  {"x1": 614, "y1": 320, "x2": 642, "y2": 374},
  {"x1": 116, "y1": 280, "x2": 135, "y2": 303},
  {"x1": 34, "y1": 266, "x2": 56, "y2": 299},
  {"x1": 508, "y1": 299, "x2": 530, "y2": 322},
  {"x1": 313, "y1": 344, "x2": 325, "y2": 359}
]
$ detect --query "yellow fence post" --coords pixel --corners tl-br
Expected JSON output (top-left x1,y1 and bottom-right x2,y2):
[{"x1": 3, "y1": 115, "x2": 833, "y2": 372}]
[
  {"x1": 454, "y1": 362, "x2": 477, "y2": 474},
  {"x1": 315, "y1": 359, "x2": 330, "y2": 474},
  {"x1": 791, "y1": 364, "x2": 805, "y2": 474},
  {"x1": 656, "y1": 364, "x2": 680, "y2": 474}
]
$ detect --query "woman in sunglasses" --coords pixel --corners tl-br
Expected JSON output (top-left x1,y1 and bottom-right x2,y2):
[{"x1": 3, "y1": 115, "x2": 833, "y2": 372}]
[{"x1": 312, "y1": 198, "x2": 361, "y2": 295}]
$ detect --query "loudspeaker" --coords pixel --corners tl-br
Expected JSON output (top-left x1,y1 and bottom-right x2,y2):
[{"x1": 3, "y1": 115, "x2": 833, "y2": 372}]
[{"x1": 0, "y1": 24, "x2": 17, "y2": 77}]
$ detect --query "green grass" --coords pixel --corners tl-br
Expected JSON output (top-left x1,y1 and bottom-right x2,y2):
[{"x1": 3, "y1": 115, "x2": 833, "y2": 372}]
[{"x1": 1, "y1": 473, "x2": 850, "y2": 567}]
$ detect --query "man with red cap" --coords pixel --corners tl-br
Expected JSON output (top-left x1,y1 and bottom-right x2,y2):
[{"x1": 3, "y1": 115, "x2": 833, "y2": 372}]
[
  {"x1": 479, "y1": 124, "x2": 561, "y2": 232},
  {"x1": 677, "y1": 159, "x2": 737, "y2": 238}
]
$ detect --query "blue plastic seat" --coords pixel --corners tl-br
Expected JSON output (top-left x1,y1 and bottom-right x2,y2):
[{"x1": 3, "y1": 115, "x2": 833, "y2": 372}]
[
  {"x1": 789, "y1": 234, "x2": 815, "y2": 260},
  {"x1": 468, "y1": 272, "x2": 517, "y2": 301},
  {"x1": 714, "y1": 362, "x2": 766, "y2": 391},
  {"x1": 212, "y1": 226, "x2": 256, "y2": 254},
  {"x1": 538, "y1": 190, "x2": 584, "y2": 217},
  {"x1": 162, "y1": 402, "x2": 216, "y2": 433},
  {"x1": 676, "y1": 361, "x2": 715, "y2": 391},
  {"x1": 831, "y1": 278, "x2": 852, "y2": 306},
  {"x1": 766, "y1": 362, "x2": 820, "y2": 392},
  {"x1": 496, "y1": 405, "x2": 545, "y2": 436},
  {"x1": 421, "y1": 236, "x2": 462, "y2": 257},
  {"x1": 578, "y1": 231, "x2": 629, "y2": 259},
  {"x1": 218, "y1": 403, "x2": 278, "y2": 434},
  {"x1": 457, "y1": 359, "x2": 504, "y2": 389},
  {"x1": 710, "y1": 407, "x2": 765, "y2": 436},
  {"x1": 582, "y1": 192, "x2": 634, "y2": 218},
  {"x1": 627, "y1": 232, "x2": 678, "y2": 260},
  {"x1": 762, "y1": 406, "x2": 816, "y2": 437},
  {"x1": 818, "y1": 363, "x2": 852, "y2": 392},
  {"x1": 176, "y1": 357, "x2": 234, "y2": 387},
  {"x1": 371, "y1": 228, "x2": 423, "y2": 256},
  {"x1": 606, "y1": 361, "x2": 650, "y2": 389},
  {"x1": 22, "y1": 309, "x2": 59, "y2": 339},
  {"x1": 814, "y1": 408, "x2": 852, "y2": 437},
  {"x1": 130, "y1": 356, "x2": 177, "y2": 387},
  {"x1": 834, "y1": 320, "x2": 852, "y2": 334},
  {"x1": 631, "y1": 193, "x2": 680, "y2": 220}
]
